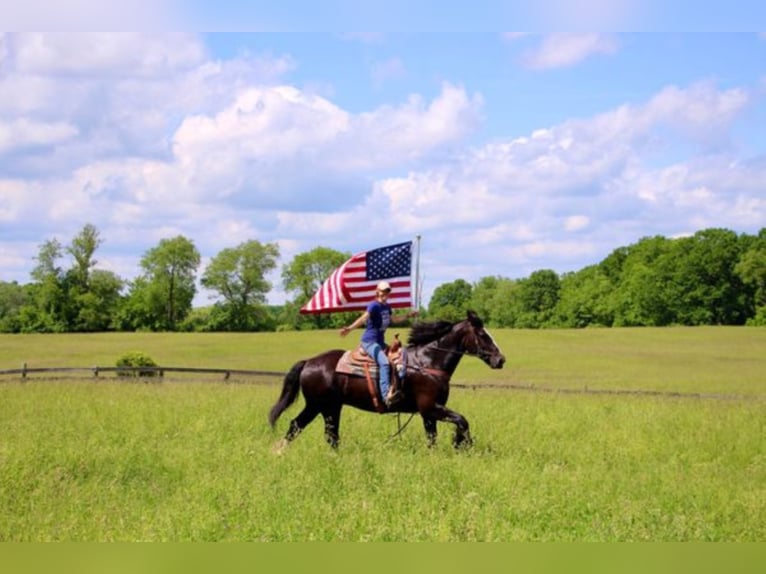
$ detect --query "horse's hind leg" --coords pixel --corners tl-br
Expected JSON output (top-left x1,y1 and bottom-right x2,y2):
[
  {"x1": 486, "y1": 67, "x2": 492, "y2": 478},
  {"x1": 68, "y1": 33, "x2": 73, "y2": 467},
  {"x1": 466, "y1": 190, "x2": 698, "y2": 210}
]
[
  {"x1": 423, "y1": 405, "x2": 473, "y2": 449},
  {"x1": 284, "y1": 404, "x2": 321, "y2": 442},
  {"x1": 321, "y1": 404, "x2": 342, "y2": 449}
]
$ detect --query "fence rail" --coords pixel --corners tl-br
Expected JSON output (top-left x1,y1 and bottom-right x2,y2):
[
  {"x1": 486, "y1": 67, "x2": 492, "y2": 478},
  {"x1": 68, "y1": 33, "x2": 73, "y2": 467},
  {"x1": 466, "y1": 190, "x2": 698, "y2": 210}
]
[
  {"x1": 0, "y1": 364, "x2": 758, "y2": 401},
  {"x1": 0, "y1": 364, "x2": 285, "y2": 381}
]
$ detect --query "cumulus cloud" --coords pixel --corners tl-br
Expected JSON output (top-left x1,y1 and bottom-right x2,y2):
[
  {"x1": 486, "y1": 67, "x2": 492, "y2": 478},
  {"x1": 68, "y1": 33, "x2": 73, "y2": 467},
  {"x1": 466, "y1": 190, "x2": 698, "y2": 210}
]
[
  {"x1": 0, "y1": 0, "x2": 178, "y2": 31},
  {"x1": 521, "y1": 34, "x2": 619, "y2": 69},
  {"x1": 0, "y1": 32, "x2": 763, "y2": 307},
  {"x1": 360, "y1": 81, "x2": 763, "y2": 284}
]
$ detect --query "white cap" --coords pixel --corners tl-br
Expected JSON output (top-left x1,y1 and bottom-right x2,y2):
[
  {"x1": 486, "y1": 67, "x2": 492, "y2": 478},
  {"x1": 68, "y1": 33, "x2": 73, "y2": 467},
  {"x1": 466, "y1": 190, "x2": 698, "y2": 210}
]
[{"x1": 376, "y1": 280, "x2": 392, "y2": 292}]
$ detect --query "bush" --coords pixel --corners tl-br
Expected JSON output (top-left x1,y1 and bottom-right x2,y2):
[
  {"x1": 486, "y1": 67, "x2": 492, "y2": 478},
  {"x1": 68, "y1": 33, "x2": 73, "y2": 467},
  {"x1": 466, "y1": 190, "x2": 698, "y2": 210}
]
[
  {"x1": 746, "y1": 306, "x2": 766, "y2": 326},
  {"x1": 116, "y1": 351, "x2": 159, "y2": 377}
]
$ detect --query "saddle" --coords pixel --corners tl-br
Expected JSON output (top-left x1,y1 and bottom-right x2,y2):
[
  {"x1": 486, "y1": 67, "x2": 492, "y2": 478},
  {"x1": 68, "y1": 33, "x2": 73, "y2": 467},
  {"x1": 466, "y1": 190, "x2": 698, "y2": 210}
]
[
  {"x1": 335, "y1": 334, "x2": 406, "y2": 379},
  {"x1": 336, "y1": 334, "x2": 407, "y2": 412}
]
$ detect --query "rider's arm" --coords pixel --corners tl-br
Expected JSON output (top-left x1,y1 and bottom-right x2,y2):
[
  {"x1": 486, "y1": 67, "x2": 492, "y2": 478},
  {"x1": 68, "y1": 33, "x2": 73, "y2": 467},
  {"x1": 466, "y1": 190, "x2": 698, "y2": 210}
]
[
  {"x1": 391, "y1": 310, "x2": 419, "y2": 325},
  {"x1": 340, "y1": 311, "x2": 369, "y2": 337}
]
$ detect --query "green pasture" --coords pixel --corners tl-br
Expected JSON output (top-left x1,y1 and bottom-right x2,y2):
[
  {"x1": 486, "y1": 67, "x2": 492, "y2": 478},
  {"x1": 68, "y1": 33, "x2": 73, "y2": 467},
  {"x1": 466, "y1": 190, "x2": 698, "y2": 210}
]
[
  {"x1": 0, "y1": 327, "x2": 764, "y2": 541},
  {"x1": 1, "y1": 326, "x2": 765, "y2": 395}
]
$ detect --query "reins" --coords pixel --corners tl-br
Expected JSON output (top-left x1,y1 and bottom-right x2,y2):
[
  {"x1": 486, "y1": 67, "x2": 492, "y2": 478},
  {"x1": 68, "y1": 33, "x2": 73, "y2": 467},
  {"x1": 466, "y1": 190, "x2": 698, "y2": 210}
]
[
  {"x1": 386, "y1": 412, "x2": 417, "y2": 441},
  {"x1": 383, "y1": 325, "x2": 489, "y2": 442}
]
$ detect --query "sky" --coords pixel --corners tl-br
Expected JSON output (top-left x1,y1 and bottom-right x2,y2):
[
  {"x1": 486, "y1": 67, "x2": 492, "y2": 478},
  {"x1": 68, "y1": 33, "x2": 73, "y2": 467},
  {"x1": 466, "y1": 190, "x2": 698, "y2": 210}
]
[{"x1": 1, "y1": 23, "x2": 765, "y2": 307}]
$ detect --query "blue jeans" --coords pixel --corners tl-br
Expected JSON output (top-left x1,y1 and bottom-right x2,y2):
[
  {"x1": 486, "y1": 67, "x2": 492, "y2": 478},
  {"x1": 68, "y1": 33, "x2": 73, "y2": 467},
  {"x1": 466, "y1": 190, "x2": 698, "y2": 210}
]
[{"x1": 362, "y1": 341, "x2": 390, "y2": 397}]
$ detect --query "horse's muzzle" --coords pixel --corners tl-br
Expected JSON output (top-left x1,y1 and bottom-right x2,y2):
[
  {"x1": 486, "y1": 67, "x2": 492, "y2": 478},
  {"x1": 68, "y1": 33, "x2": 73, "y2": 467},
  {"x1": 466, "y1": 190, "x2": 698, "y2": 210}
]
[{"x1": 490, "y1": 354, "x2": 506, "y2": 369}]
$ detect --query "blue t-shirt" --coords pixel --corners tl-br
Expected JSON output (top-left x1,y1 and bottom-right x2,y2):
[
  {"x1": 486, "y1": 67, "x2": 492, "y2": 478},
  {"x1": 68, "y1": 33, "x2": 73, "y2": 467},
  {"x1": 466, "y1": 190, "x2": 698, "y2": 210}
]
[{"x1": 361, "y1": 300, "x2": 391, "y2": 346}]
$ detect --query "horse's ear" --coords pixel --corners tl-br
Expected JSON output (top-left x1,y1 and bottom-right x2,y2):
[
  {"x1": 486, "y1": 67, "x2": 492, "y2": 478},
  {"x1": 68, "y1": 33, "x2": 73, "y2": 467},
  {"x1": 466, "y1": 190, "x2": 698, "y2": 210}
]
[{"x1": 466, "y1": 310, "x2": 483, "y2": 327}]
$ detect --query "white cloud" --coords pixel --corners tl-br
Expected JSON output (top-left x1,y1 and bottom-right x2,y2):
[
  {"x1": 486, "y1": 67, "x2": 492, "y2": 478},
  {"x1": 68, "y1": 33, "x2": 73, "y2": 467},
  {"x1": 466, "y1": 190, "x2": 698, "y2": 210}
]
[
  {"x1": 0, "y1": 0, "x2": 178, "y2": 31},
  {"x1": 371, "y1": 57, "x2": 406, "y2": 88},
  {"x1": 0, "y1": 32, "x2": 763, "y2": 308},
  {"x1": 0, "y1": 118, "x2": 79, "y2": 153},
  {"x1": 11, "y1": 33, "x2": 204, "y2": 76},
  {"x1": 522, "y1": 34, "x2": 619, "y2": 70}
]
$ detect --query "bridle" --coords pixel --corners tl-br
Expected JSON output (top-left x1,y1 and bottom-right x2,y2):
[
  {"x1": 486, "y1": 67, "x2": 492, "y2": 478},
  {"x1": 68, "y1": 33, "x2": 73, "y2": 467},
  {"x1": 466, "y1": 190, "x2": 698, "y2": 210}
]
[{"x1": 406, "y1": 322, "x2": 498, "y2": 376}]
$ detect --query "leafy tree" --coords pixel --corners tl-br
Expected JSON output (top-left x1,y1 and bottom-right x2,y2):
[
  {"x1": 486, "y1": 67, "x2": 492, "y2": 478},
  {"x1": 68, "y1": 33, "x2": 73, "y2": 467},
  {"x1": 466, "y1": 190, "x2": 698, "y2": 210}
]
[
  {"x1": 70, "y1": 269, "x2": 124, "y2": 331},
  {"x1": 555, "y1": 266, "x2": 614, "y2": 328},
  {"x1": 67, "y1": 223, "x2": 102, "y2": 289},
  {"x1": 470, "y1": 276, "x2": 504, "y2": 326},
  {"x1": 516, "y1": 269, "x2": 561, "y2": 327},
  {"x1": 668, "y1": 229, "x2": 746, "y2": 325},
  {"x1": 201, "y1": 240, "x2": 280, "y2": 331},
  {"x1": 428, "y1": 279, "x2": 473, "y2": 322},
  {"x1": 0, "y1": 281, "x2": 28, "y2": 332},
  {"x1": 607, "y1": 236, "x2": 673, "y2": 326},
  {"x1": 20, "y1": 238, "x2": 67, "y2": 332},
  {"x1": 735, "y1": 229, "x2": 766, "y2": 312},
  {"x1": 64, "y1": 224, "x2": 124, "y2": 331},
  {"x1": 281, "y1": 246, "x2": 352, "y2": 329},
  {"x1": 488, "y1": 278, "x2": 523, "y2": 327},
  {"x1": 126, "y1": 236, "x2": 200, "y2": 331}
]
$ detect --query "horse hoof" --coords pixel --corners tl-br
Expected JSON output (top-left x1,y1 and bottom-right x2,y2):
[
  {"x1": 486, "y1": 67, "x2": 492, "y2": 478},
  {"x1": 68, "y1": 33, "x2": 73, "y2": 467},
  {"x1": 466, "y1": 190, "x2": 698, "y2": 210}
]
[{"x1": 271, "y1": 438, "x2": 289, "y2": 455}]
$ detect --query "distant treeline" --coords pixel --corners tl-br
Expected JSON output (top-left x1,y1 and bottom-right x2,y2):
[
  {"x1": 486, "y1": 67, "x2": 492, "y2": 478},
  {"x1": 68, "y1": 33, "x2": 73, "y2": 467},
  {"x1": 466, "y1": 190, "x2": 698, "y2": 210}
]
[
  {"x1": 1, "y1": 226, "x2": 764, "y2": 333},
  {"x1": 429, "y1": 227, "x2": 766, "y2": 328}
]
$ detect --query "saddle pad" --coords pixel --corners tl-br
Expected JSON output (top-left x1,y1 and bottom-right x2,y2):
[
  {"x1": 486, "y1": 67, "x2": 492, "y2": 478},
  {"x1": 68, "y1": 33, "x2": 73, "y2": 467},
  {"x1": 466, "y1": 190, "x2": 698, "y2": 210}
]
[{"x1": 335, "y1": 350, "x2": 378, "y2": 377}]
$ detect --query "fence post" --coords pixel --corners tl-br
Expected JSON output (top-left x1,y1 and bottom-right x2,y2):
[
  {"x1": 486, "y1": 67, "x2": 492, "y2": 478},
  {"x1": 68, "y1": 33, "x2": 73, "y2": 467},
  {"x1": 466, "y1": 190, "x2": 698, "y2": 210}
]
[{"x1": 22, "y1": 362, "x2": 27, "y2": 379}]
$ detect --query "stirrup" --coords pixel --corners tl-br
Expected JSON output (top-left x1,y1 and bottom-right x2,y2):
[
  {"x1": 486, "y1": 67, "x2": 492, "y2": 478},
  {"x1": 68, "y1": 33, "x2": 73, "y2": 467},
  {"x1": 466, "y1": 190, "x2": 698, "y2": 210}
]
[{"x1": 384, "y1": 389, "x2": 403, "y2": 408}]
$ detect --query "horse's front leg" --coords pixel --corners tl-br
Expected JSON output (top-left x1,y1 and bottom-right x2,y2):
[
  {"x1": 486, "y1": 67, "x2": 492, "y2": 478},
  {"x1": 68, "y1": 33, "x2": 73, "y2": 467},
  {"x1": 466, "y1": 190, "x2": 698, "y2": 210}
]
[
  {"x1": 422, "y1": 416, "x2": 437, "y2": 448},
  {"x1": 423, "y1": 404, "x2": 473, "y2": 449}
]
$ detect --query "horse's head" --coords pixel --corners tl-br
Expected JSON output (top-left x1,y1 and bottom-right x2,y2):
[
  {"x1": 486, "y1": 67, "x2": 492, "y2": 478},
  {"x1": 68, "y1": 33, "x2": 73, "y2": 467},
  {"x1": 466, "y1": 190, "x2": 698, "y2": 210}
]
[{"x1": 461, "y1": 310, "x2": 506, "y2": 369}]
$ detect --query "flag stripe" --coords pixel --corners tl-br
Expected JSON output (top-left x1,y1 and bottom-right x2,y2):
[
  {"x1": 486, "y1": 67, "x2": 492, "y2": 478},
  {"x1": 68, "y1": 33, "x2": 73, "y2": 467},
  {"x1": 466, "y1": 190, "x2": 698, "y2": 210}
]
[{"x1": 300, "y1": 241, "x2": 413, "y2": 314}]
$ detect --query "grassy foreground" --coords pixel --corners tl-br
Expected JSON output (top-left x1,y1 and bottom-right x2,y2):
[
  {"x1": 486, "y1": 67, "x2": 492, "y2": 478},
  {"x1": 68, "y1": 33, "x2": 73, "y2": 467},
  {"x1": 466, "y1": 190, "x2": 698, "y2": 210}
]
[{"x1": 0, "y1": 327, "x2": 764, "y2": 541}]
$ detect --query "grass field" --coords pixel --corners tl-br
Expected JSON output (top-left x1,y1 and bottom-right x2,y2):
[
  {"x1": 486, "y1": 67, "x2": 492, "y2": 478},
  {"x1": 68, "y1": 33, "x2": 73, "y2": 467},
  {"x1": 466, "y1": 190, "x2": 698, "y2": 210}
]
[{"x1": 0, "y1": 327, "x2": 764, "y2": 541}]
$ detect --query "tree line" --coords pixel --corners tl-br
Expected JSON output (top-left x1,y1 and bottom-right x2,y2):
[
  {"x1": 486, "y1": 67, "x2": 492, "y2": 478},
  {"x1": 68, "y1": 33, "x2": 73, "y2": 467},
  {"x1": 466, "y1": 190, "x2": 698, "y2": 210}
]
[
  {"x1": 0, "y1": 225, "x2": 764, "y2": 333},
  {"x1": 431, "y1": 227, "x2": 766, "y2": 328}
]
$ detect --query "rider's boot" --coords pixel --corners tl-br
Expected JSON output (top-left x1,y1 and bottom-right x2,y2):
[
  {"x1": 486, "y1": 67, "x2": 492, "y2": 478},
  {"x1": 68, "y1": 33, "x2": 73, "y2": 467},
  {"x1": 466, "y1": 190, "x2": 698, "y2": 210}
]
[{"x1": 384, "y1": 367, "x2": 403, "y2": 408}]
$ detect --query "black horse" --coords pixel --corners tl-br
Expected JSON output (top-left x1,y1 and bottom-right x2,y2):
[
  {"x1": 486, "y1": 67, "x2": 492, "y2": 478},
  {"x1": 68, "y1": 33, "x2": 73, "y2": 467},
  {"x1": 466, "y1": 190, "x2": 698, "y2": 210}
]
[{"x1": 268, "y1": 311, "x2": 505, "y2": 450}]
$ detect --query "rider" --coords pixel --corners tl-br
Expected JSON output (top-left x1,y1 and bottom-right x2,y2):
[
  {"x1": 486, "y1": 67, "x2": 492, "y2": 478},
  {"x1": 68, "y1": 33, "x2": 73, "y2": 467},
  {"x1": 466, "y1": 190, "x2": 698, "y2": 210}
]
[{"x1": 340, "y1": 280, "x2": 418, "y2": 408}]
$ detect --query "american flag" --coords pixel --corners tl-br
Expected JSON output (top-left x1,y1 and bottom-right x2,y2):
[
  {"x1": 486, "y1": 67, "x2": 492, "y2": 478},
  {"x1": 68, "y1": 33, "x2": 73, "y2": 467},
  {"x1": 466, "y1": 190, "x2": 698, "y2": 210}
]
[{"x1": 300, "y1": 241, "x2": 413, "y2": 314}]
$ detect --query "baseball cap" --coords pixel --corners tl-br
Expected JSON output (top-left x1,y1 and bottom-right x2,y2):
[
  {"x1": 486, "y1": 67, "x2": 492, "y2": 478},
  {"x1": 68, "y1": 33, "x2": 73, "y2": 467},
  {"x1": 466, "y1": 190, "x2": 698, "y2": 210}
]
[{"x1": 376, "y1": 280, "x2": 392, "y2": 292}]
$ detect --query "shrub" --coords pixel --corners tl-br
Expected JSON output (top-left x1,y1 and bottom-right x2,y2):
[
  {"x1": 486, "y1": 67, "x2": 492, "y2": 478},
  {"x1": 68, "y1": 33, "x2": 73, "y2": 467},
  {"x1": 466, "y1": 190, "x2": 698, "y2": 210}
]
[{"x1": 116, "y1": 351, "x2": 159, "y2": 377}]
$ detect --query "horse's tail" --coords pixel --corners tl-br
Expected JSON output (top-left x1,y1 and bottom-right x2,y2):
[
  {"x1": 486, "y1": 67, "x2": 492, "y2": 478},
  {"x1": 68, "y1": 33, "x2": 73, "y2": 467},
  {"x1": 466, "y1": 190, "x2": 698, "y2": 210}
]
[{"x1": 268, "y1": 360, "x2": 306, "y2": 427}]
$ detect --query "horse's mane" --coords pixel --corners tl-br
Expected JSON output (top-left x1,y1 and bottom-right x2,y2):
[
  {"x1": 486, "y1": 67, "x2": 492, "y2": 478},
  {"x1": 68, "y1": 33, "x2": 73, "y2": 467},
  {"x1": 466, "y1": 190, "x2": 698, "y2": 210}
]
[{"x1": 407, "y1": 319, "x2": 455, "y2": 347}]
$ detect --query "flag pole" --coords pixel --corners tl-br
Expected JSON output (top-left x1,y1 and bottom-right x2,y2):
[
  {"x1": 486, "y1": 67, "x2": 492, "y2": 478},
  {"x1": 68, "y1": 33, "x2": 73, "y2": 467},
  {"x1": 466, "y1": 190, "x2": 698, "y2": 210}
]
[{"x1": 414, "y1": 235, "x2": 422, "y2": 311}]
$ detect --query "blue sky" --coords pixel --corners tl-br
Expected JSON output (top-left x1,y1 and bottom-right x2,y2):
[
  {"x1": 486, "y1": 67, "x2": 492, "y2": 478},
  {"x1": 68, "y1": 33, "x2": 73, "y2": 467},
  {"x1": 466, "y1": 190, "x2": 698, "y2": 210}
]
[{"x1": 1, "y1": 28, "x2": 765, "y2": 307}]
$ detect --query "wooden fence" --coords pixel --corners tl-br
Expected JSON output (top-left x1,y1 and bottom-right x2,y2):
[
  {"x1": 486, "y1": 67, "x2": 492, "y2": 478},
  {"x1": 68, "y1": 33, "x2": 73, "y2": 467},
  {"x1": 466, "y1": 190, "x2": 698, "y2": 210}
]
[
  {"x1": 0, "y1": 364, "x2": 756, "y2": 401},
  {"x1": 0, "y1": 364, "x2": 285, "y2": 381}
]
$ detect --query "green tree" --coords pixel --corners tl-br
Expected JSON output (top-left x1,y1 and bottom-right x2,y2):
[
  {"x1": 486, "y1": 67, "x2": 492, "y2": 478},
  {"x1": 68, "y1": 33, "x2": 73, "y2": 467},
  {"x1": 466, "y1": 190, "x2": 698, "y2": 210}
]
[
  {"x1": 488, "y1": 278, "x2": 523, "y2": 327},
  {"x1": 70, "y1": 269, "x2": 124, "y2": 331},
  {"x1": 470, "y1": 276, "x2": 503, "y2": 326},
  {"x1": 517, "y1": 269, "x2": 561, "y2": 327},
  {"x1": 63, "y1": 224, "x2": 124, "y2": 331},
  {"x1": 735, "y1": 230, "x2": 766, "y2": 307},
  {"x1": 20, "y1": 238, "x2": 67, "y2": 332},
  {"x1": 67, "y1": 223, "x2": 102, "y2": 289},
  {"x1": 201, "y1": 240, "x2": 280, "y2": 331},
  {"x1": 668, "y1": 229, "x2": 746, "y2": 325},
  {"x1": 125, "y1": 236, "x2": 200, "y2": 331},
  {"x1": 0, "y1": 281, "x2": 28, "y2": 332},
  {"x1": 608, "y1": 236, "x2": 673, "y2": 326},
  {"x1": 555, "y1": 266, "x2": 614, "y2": 328},
  {"x1": 428, "y1": 279, "x2": 473, "y2": 322},
  {"x1": 281, "y1": 246, "x2": 352, "y2": 329}
]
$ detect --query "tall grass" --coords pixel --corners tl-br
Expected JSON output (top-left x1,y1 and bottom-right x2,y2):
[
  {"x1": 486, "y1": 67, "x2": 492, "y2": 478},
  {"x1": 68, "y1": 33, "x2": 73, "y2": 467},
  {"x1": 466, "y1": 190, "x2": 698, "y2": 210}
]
[
  {"x1": 1, "y1": 382, "x2": 763, "y2": 541},
  {"x1": 0, "y1": 328, "x2": 764, "y2": 541}
]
